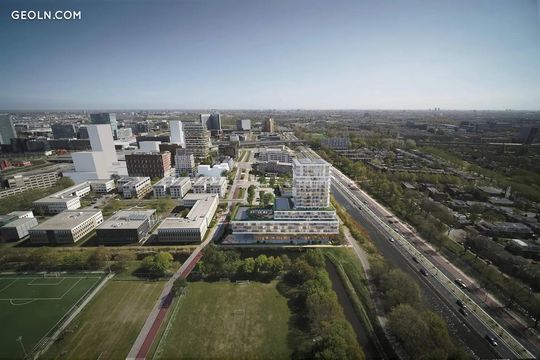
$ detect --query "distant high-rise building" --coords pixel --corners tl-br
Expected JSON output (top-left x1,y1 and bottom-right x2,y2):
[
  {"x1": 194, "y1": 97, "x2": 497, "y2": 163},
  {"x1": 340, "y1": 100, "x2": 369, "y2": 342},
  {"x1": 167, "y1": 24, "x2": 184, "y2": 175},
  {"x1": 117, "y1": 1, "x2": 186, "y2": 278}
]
[
  {"x1": 200, "y1": 113, "x2": 222, "y2": 136},
  {"x1": 125, "y1": 151, "x2": 171, "y2": 179},
  {"x1": 262, "y1": 117, "x2": 275, "y2": 133},
  {"x1": 78, "y1": 126, "x2": 89, "y2": 139},
  {"x1": 0, "y1": 114, "x2": 17, "y2": 145},
  {"x1": 515, "y1": 127, "x2": 538, "y2": 144},
  {"x1": 175, "y1": 149, "x2": 196, "y2": 176},
  {"x1": 292, "y1": 158, "x2": 331, "y2": 209},
  {"x1": 236, "y1": 119, "x2": 251, "y2": 131},
  {"x1": 169, "y1": 120, "x2": 185, "y2": 146},
  {"x1": 183, "y1": 121, "x2": 210, "y2": 159},
  {"x1": 91, "y1": 113, "x2": 118, "y2": 139},
  {"x1": 51, "y1": 123, "x2": 78, "y2": 139}
]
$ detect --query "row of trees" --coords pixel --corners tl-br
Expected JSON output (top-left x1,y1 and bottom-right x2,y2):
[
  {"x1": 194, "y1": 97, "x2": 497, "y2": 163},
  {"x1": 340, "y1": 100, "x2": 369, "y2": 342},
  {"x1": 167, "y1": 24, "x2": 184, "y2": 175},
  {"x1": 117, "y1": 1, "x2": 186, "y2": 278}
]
[{"x1": 282, "y1": 250, "x2": 365, "y2": 360}]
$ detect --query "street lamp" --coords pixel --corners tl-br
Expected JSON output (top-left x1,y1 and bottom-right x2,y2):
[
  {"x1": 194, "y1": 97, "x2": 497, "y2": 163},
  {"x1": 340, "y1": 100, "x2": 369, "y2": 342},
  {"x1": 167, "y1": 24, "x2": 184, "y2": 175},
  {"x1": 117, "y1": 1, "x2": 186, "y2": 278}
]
[{"x1": 16, "y1": 336, "x2": 27, "y2": 359}]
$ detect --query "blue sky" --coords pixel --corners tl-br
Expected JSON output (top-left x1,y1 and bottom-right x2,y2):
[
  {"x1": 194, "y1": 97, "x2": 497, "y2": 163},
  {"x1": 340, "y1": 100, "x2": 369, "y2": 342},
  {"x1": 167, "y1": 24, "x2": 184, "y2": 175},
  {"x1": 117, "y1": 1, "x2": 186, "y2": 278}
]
[{"x1": 0, "y1": 0, "x2": 539, "y2": 110}]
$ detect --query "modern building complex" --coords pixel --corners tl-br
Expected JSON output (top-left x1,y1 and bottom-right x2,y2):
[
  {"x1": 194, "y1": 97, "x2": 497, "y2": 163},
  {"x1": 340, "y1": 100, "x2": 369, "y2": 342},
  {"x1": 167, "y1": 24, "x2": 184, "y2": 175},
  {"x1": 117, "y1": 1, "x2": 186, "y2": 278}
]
[
  {"x1": 96, "y1": 209, "x2": 157, "y2": 244},
  {"x1": 236, "y1": 119, "x2": 251, "y2": 131},
  {"x1": 51, "y1": 123, "x2": 78, "y2": 139},
  {"x1": 169, "y1": 120, "x2": 185, "y2": 146},
  {"x1": 88, "y1": 179, "x2": 116, "y2": 193},
  {"x1": 158, "y1": 194, "x2": 218, "y2": 243},
  {"x1": 320, "y1": 137, "x2": 351, "y2": 150},
  {"x1": 192, "y1": 177, "x2": 228, "y2": 197},
  {"x1": 0, "y1": 168, "x2": 61, "y2": 199},
  {"x1": 175, "y1": 149, "x2": 196, "y2": 176},
  {"x1": 32, "y1": 182, "x2": 92, "y2": 214},
  {"x1": 153, "y1": 176, "x2": 191, "y2": 198},
  {"x1": 29, "y1": 209, "x2": 103, "y2": 244},
  {"x1": 262, "y1": 117, "x2": 276, "y2": 133},
  {"x1": 0, "y1": 114, "x2": 17, "y2": 145},
  {"x1": 0, "y1": 217, "x2": 38, "y2": 241},
  {"x1": 90, "y1": 113, "x2": 118, "y2": 139},
  {"x1": 258, "y1": 147, "x2": 293, "y2": 163},
  {"x1": 125, "y1": 151, "x2": 171, "y2": 178},
  {"x1": 64, "y1": 124, "x2": 127, "y2": 184},
  {"x1": 117, "y1": 176, "x2": 152, "y2": 199},
  {"x1": 183, "y1": 121, "x2": 210, "y2": 159},
  {"x1": 200, "y1": 113, "x2": 222, "y2": 135},
  {"x1": 292, "y1": 158, "x2": 331, "y2": 209}
]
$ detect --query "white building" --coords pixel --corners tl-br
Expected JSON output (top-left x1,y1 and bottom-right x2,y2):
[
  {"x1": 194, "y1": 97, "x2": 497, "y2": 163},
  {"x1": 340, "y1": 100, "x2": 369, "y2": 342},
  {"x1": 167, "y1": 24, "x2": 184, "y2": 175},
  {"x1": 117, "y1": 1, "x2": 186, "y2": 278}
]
[
  {"x1": 32, "y1": 182, "x2": 92, "y2": 214},
  {"x1": 153, "y1": 176, "x2": 192, "y2": 198},
  {"x1": 117, "y1": 177, "x2": 152, "y2": 199},
  {"x1": 29, "y1": 209, "x2": 103, "y2": 244},
  {"x1": 292, "y1": 158, "x2": 331, "y2": 209},
  {"x1": 169, "y1": 120, "x2": 185, "y2": 146},
  {"x1": 237, "y1": 119, "x2": 251, "y2": 131},
  {"x1": 139, "y1": 141, "x2": 161, "y2": 152},
  {"x1": 196, "y1": 163, "x2": 230, "y2": 177},
  {"x1": 258, "y1": 147, "x2": 293, "y2": 163},
  {"x1": 64, "y1": 124, "x2": 128, "y2": 183},
  {"x1": 158, "y1": 194, "x2": 218, "y2": 243},
  {"x1": 192, "y1": 177, "x2": 227, "y2": 197}
]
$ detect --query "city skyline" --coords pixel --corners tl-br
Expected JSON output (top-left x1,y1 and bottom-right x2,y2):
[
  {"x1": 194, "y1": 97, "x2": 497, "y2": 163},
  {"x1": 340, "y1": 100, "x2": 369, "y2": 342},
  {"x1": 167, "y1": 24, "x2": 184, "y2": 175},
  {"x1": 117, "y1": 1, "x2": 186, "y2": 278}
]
[{"x1": 1, "y1": 0, "x2": 539, "y2": 110}]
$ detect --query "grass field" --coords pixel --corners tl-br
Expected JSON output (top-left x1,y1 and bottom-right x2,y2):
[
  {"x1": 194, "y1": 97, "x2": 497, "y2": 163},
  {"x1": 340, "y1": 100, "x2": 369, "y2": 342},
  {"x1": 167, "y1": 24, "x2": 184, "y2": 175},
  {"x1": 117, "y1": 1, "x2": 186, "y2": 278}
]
[
  {"x1": 0, "y1": 273, "x2": 104, "y2": 360},
  {"x1": 44, "y1": 280, "x2": 164, "y2": 360},
  {"x1": 153, "y1": 281, "x2": 291, "y2": 360}
]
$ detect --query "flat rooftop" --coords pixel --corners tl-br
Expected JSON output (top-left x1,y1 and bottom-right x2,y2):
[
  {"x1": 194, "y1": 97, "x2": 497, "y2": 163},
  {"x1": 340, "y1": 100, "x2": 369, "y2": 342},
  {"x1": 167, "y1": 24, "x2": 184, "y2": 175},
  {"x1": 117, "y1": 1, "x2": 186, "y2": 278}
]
[
  {"x1": 98, "y1": 209, "x2": 156, "y2": 230},
  {"x1": 1, "y1": 217, "x2": 36, "y2": 228},
  {"x1": 153, "y1": 176, "x2": 190, "y2": 187},
  {"x1": 275, "y1": 197, "x2": 293, "y2": 211},
  {"x1": 33, "y1": 182, "x2": 91, "y2": 203},
  {"x1": 293, "y1": 157, "x2": 328, "y2": 165},
  {"x1": 32, "y1": 210, "x2": 102, "y2": 231}
]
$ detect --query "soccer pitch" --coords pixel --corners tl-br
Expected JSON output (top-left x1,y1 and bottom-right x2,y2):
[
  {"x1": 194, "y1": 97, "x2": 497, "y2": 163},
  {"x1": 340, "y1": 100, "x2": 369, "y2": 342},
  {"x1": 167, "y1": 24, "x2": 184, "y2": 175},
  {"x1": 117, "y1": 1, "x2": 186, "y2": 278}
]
[{"x1": 0, "y1": 274, "x2": 104, "y2": 360}]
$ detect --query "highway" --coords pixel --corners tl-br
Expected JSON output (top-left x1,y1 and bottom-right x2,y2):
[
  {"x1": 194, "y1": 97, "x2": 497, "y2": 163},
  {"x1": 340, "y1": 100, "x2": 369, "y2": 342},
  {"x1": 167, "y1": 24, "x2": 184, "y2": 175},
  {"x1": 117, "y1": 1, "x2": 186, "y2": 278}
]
[{"x1": 331, "y1": 169, "x2": 536, "y2": 359}]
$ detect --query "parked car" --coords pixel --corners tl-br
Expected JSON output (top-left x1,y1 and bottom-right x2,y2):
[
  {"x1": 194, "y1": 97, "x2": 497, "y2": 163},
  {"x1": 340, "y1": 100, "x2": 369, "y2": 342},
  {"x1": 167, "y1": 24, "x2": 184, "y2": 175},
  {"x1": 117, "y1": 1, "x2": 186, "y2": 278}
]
[
  {"x1": 459, "y1": 307, "x2": 469, "y2": 316},
  {"x1": 454, "y1": 278, "x2": 467, "y2": 289},
  {"x1": 485, "y1": 334, "x2": 498, "y2": 347},
  {"x1": 419, "y1": 268, "x2": 428, "y2": 277},
  {"x1": 456, "y1": 299, "x2": 467, "y2": 308}
]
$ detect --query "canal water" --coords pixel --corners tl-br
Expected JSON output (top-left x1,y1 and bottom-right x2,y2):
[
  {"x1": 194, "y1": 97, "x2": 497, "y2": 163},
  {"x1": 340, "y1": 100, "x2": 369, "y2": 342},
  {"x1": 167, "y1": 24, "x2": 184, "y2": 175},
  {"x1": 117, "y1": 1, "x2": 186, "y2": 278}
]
[{"x1": 325, "y1": 259, "x2": 378, "y2": 359}]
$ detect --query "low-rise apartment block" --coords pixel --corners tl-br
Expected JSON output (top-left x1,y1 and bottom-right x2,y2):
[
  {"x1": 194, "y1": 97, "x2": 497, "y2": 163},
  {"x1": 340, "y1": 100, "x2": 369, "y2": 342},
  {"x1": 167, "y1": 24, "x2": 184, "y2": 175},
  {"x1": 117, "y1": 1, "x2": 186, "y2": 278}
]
[
  {"x1": 29, "y1": 209, "x2": 103, "y2": 244},
  {"x1": 96, "y1": 209, "x2": 157, "y2": 244},
  {"x1": 88, "y1": 179, "x2": 116, "y2": 193},
  {"x1": 192, "y1": 176, "x2": 227, "y2": 197},
  {"x1": 117, "y1": 176, "x2": 152, "y2": 199},
  {"x1": 32, "y1": 182, "x2": 92, "y2": 214},
  {"x1": 153, "y1": 176, "x2": 191, "y2": 198}
]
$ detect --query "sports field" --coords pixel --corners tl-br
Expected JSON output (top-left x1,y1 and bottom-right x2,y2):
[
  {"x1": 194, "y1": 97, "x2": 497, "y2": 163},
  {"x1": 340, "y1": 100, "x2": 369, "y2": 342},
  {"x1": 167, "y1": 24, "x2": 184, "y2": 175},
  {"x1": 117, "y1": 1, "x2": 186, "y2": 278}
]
[
  {"x1": 0, "y1": 273, "x2": 104, "y2": 360},
  {"x1": 44, "y1": 280, "x2": 165, "y2": 360},
  {"x1": 153, "y1": 281, "x2": 291, "y2": 360}
]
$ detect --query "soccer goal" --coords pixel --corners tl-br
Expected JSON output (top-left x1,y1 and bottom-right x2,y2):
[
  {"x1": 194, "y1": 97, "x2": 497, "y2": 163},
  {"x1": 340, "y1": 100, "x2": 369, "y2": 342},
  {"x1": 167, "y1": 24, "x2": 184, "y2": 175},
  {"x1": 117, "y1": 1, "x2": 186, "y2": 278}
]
[{"x1": 43, "y1": 273, "x2": 60, "y2": 278}]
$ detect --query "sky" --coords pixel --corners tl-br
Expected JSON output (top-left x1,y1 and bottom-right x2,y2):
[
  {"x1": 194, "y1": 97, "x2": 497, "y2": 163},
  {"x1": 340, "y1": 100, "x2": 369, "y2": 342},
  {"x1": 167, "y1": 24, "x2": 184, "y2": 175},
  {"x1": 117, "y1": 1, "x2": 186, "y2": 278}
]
[{"x1": 0, "y1": 0, "x2": 539, "y2": 110}]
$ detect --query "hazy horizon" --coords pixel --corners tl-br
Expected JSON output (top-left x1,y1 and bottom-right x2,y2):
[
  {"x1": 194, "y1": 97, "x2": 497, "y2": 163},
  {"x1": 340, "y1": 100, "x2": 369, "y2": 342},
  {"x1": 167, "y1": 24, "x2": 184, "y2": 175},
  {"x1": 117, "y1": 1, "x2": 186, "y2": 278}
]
[{"x1": 1, "y1": 0, "x2": 539, "y2": 110}]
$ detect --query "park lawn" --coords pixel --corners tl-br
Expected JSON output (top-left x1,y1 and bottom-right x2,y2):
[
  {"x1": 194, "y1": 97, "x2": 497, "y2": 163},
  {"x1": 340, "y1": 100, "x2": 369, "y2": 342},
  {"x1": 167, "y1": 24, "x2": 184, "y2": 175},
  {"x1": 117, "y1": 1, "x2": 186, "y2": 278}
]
[
  {"x1": 44, "y1": 280, "x2": 164, "y2": 360},
  {"x1": 154, "y1": 281, "x2": 291, "y2": 360}
]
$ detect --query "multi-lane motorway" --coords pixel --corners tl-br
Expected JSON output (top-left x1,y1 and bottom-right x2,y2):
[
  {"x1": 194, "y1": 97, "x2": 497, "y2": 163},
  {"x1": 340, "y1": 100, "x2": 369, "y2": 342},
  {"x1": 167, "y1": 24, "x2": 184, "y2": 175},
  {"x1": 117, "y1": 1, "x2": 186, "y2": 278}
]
[{"x1": 330, "y1": 167, "x2": 537, "y2": 359}]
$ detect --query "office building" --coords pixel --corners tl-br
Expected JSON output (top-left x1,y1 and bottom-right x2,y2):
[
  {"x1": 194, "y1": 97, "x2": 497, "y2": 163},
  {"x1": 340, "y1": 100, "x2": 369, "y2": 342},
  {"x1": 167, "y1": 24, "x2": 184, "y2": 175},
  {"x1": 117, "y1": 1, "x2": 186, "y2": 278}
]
[
  {"x1": 200, "y1": 113, "x2": 222, "y2": 135},
  {"x1": 258, "y1": 147, "x2": 293, "y2": 163},
  {"x1": 29, "y1": 209, "x2": 103, "y2": 244},
  {"x1": 0, "y1": 211, "x2": 34, "y2": 227},
  {"x1": 96, "y1": 209, "x2": 157, "y2": 244},
  {"x1": 321, "y1": 137, "x2": 351, "y2": 150},
  {"x1": 125, "y1": 151, "x2": 171, "y2": 178},
  {"x1": 169, "y1": 120, "x2": 185, "y2": 146},
  {"x1": 91, "y1": 113, "x2": 118, "y2": 139},
  {"x1": 236, "y1": 119, "x2": 251, "y2": 131},
  {"x1": 183, "y1": 121, "x2": 210, "y2": 159},
  {"x1": 153, "y1": 176, "x2": 191, "y2": 198},
  {"x1": 197, "y1": 163, "x2": 230, "y2": 177},
  {"x1": 262, "y1": 117, "x2": 275, "y2": 133},
  {"x1": 158, "y1": 194, "x2": 218, "y2": 243},
  {"x1": 32, "y1": 182, "x2": 92, "y2": 214},
  {"x1": 292, "y1": 158, "x2": 331, "y2": 209},
  {"x1": 0, "y1": 217, "x2": 38, "y2": 241},
  {"x1": 51, "y1": 123, "x2": 78, "y2": 139},
  {"x1": 78, "y1": 126, "x2": 89, "y2": 139},
  {"x1": 175, "y1": 149, "x2": 196, "y2": 176},
  {"x1": 0, "y1": 114, "x2": 17, "y2": 145},
  {"x1": 0, "y1": 169, "x2": 60, "y2": 199},
  {"x1": 192, "y1": 177, "x2": 227, "y2": 197},
  {"x1": 139, "y1": 141, "x2": 161, "y2": 152},
  {"x1": 117, "y1": 176, "x2": 152, "y2": 199}
]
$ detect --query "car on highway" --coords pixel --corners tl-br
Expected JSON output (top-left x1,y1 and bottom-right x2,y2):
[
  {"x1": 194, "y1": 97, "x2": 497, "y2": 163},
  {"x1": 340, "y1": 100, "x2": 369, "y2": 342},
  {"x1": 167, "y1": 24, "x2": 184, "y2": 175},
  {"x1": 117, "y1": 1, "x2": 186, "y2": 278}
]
[
  {"x1": 388, "y1": 237, "x2": 395, "y2": 243},
  {"x1": 419, "y1": 268, "x2": 428, "y2": 277},
  {"x1": 484, "y1": 334, "x2": 498, "y2": 347},
  {"x1": 459, "y1": 307, "x2": 469, "y2": 316},
  {"x1": 456, "y1": 299, "x2": 467, "y2": 308},
  {"x1": 412, "y1": 256, "x2": 419, "y2": 263},
  {"x1": 454, "y1": 278, "x2": 468, "y2": 289}
]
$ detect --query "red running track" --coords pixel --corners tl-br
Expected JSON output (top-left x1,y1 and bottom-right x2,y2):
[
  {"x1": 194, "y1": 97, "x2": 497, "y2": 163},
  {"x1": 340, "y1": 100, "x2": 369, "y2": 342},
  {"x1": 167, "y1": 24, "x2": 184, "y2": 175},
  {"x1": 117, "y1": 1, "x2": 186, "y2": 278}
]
[{"x1": 135, "y1": 251, "x2": 204, "y2": 359}]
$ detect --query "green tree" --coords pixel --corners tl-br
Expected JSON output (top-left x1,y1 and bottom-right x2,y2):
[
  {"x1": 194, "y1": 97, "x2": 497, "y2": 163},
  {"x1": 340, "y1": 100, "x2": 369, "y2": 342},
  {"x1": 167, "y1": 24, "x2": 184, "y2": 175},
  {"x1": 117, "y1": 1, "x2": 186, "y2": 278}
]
[{"x1": 87, "y1": 247, "x2": 109, "y2": 270}]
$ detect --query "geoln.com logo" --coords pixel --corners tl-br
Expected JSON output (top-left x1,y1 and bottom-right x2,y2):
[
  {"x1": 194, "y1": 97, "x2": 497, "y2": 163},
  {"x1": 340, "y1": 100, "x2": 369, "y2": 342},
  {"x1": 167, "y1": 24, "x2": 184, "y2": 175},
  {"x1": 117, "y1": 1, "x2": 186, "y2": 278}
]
[{"x1": 11, "y1": 9, "x2": 82, "y2": 21}]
